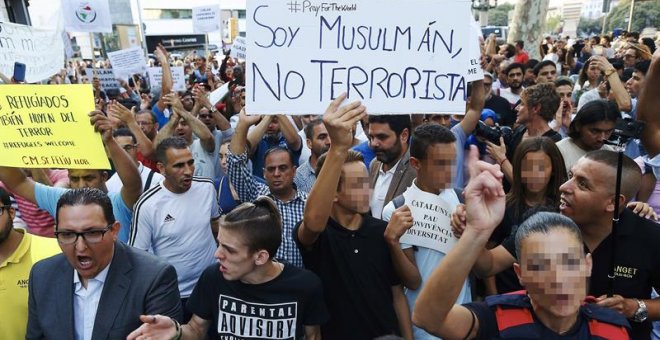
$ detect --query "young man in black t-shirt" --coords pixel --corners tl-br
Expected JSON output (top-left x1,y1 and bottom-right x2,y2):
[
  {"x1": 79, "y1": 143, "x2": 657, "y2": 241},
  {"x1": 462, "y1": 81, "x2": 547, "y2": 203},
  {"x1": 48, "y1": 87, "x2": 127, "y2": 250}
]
[
  {"x1": 128, "y1": 197, "x2": 328, "y2": 340},
  {"x1": 295, "y1": 94, "x2": 412, "y2": 340}
]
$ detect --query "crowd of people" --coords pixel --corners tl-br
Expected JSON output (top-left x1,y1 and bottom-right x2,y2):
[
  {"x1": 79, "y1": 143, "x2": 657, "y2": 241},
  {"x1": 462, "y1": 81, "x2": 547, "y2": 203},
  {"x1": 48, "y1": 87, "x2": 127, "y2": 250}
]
[{"x1": 1, "y1": 29, "x2": 660, "y2": 340}]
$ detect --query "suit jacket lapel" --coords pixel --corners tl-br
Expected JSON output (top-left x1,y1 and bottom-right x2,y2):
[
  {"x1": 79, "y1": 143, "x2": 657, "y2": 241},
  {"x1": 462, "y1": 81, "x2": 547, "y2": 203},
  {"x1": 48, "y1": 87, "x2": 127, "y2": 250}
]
[
  {"x1": 385, "y1": 149, "x2": 411, "y2": 202},
  {"x1": 91, "y1": 243, "x2": 132, "y2": 340},
  {"x1": 56, "y1": 260, "x2": 75, "y2": 339}
]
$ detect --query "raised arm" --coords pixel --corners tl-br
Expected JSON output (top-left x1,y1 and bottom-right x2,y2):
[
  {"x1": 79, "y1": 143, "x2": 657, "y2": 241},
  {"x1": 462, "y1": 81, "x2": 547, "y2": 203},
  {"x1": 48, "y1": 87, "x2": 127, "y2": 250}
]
[
  {"x1": 89, "y1": 110, "x2": 142, "y2": 208},
  {"x1": 154, "y1": 111, "x2": 178, "y2": 147},
  {"x1": 591, "y1": 56, "x2": 632, "y2": 112},
  {"x1": 163, "y1": 93, "x2": 214, "y2": 152},
  {"x1": 227, "y1": 109, "x2": 267, "y2": 203},
  {"x1": 155, "y1": 45, "x2": 173, "y2": 112},
  {"x1": 108, "y1": 101, "x2": 155, "y2": 158},
  {"x1": 459, "y1": 79, "x2": 485, "y2": 135},
  {"x1": 276, "y1": 115, "x2": 303, "y2": 152},
  {"x1": 193, "y1": 86, "x2": 232, "y2": 132},
  {"x1": 0, "y1": 167, "x2": 36, "y2": 203},
  {"x1": 383, "y1": 204, "x2": 422, "y2": 290},
  {"x1": 297, "y1": 94, "x2": 366, "y2": 247},
  {"x1": 637, "y1": 51, "x2": 660, "y2": 157},
  {"x1": 246, "y1": 115, "x2": 273, "y2": 156}
]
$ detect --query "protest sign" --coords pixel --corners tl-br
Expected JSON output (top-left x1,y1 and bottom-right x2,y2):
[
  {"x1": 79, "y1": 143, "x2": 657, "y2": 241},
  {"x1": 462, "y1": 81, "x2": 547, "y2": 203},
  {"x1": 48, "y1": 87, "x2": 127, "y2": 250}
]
[
  {"x1": 62, "y1": 0, "x2": 113, "y2": 33},
  {"x1": 107, "y1": 47, "x2": 147, "y2": 79},
  {"x1": 230, "y1": 37, "x2": 247, "y2": 60},
  {"x1": 209, "y1": 83, "x2": 230, "y2": 106},
  {"x1": 399, "y1": 189, "x2": 458, "y2": 254},
  {"x1": 246, "y1": 0, "x2": 472, "y2": 115},
  {"x1": 0, "y1": 85, "x2": 111, "y2": 169},
  {"x1": 466, "y1": 17, "x2": 485, "y2": 82},
  {"x1": 83, "y1": 68, "x2": 120, "y2": 90},
  {"x1": 0, "y1": 22, "x2": 64, "y2": 83},
  {"x1": 193, "y1": 5, "x2": 222, "y2": 34},
  {"x1": 147, "y1": 67, "x2": 186, "y2": 92}
]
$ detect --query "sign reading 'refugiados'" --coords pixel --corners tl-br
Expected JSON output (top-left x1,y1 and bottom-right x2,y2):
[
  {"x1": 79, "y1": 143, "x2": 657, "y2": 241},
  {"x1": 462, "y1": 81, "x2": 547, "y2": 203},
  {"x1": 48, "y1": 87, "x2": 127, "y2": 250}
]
[
  {"x1": 246, "y1": 0, "x2": 474, "y2": 115},
  {"x1": 0, "y1": 85, "x2": 111, "y2": 170}
]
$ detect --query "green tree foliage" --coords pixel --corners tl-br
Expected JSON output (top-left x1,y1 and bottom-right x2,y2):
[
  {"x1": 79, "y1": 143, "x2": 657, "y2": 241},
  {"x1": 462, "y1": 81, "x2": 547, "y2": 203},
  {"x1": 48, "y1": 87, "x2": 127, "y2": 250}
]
[
  {"x1": 546, "y1": 15, "x2": 562, "y2": 33},
  {"x1": 606, "y1": 0, "x2": 660, "y2": 32},
  {"x1": 578, "y1": 17, "x2": 604, "y2": 36},
  {"x1": 488, "y1": 3, "x2": 515, "y2": 27}
]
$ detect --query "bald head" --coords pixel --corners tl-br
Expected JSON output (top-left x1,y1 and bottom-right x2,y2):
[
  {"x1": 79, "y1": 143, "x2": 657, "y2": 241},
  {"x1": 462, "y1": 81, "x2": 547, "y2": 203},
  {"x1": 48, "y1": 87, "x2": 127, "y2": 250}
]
[{"x1": 583, "y1": 150, "x2": 641, "y2": 203}]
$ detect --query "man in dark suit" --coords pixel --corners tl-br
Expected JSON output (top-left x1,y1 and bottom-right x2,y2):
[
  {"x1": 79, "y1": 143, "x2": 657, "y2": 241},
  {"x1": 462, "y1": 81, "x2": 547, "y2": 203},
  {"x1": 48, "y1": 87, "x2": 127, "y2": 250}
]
[{"x1": 26, "y1": 188, "x2": 182, "y2": 340}]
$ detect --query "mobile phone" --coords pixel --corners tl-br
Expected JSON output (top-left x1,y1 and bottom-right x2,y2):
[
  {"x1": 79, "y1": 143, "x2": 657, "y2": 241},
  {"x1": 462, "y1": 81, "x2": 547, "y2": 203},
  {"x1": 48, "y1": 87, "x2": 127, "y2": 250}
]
[{"x1": 13, "y1": 62, "x2": 26, "y2": 83}]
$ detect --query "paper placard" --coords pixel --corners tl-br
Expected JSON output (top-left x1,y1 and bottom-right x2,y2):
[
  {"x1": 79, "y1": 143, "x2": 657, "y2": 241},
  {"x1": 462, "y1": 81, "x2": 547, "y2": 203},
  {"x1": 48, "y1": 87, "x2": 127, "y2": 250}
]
[
  {"x1": 193, "y1": 5, "x2": 221, "y2": 33},
  {"x1": 0, "y1": 22, "x2": 64, "y2": 83},
  {"x1": 147, "y1": 67, "x2": 186, "y2": 92},
  {"x1": 209, "y1": 82, "x2": 230, "y2": 106},
  {"x1": 230, "y1": 37, "x2": 247, "y2": 60},
  {"x1": 466, "y1": 17, "x2": 485, "y2": 82},
  {"x1": 399, "y1": 189, "x2": 458, "y2": 254},
  {"x1": 246, "y1": 0, "x2": 472, "y2": 115},
  {"x1": 83, "y1": 68, "x2": 120, "y2": 90},
  {"x1": 0, "y1": 84, "x2": 111, "y2": 169},
  {"x1": 107, "y1": 47, "x2": 147, "y2": 79}
]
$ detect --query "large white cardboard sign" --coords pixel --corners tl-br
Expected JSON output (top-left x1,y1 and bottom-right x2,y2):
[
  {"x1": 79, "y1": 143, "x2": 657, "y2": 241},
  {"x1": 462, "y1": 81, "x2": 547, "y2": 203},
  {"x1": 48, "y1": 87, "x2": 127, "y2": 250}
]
[{"x1": 0, "y1": 22, "x2": 64, "y2": 83}]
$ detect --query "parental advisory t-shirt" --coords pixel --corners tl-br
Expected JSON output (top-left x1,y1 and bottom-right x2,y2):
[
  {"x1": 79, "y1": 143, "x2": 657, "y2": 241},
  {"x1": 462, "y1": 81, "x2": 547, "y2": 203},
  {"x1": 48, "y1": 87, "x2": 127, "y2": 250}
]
[{"x1": 186, "y1": 264, "x2": 328, "y2": 340}]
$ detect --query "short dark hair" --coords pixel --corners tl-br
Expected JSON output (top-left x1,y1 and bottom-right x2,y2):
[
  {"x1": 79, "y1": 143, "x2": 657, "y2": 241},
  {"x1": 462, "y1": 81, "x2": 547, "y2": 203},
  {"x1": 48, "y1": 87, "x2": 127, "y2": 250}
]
[
  {"x1": 505, "y1": 62, "x2": 525, "y2": 76},
  {"x1": 533, "y1": 60, "x2": 557, "y2": 76},
  {"x1": 0, "y1": 187, "x2": 11, "y2": 206},
  {"x1": 568, "y1": 100, "x2": 620, "y2": 139},
  {"x1": 368, "y1": 115, "x2": 411, "y2": 138},
  {"x1": 554, "y1": 77, "x2": 574, "y2": 88},
  {"x1": 525, "y1": 59, "x2": 540, "y2": 72},
  {"x1": 522, "y1": 83, "x2": 560, "y2": 121},
  {"x1": 304, "y1": 119, "x2": 325, "y2": 140},
  {"x1": 263, "y1": 146, "x2": 294, "y2": 165},
  {"x1": 583, "y1": 150, "x2": 641, "y2": 202},
  {"x1": 503, "y1": 43, "x2": 516, "y2": 58},
  {"x1": 634, "y1": 60, "x2": 651, "y2": 76},
  {"x1": 220, "y1": 196, "x2": 281, "y2": 259},
  {"x1": 155, "y1": 137, "x2": 189, "y2": 164},
  {"x1": 112, "y1": 127, "x2": 137, "y2": 144},
  {"x1": 514, "y1": 212, "x2": 582, "y2": 258},
  {"x1": 136, "y1": 109, "x2": 157, "y2": 123},
  {"x1": 515, "y1": 40, "x2": 524, "y2": 49},
  {"x1": 56, "y1": 188, "x2": 115, "y2": 228},
  {"x1": 316, "y1": 150, "x2": 365, "y2": 190},
  {"x1": 410, "y1": 124, "x2": 456, "y2": 160}
]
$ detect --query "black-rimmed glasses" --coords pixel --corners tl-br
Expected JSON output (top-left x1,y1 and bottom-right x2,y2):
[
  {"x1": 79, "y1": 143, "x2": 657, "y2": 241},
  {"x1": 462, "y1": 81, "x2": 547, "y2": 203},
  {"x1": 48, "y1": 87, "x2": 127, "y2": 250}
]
[{"x1": 54, "y1": 224, "x2": 114, "y2": 245}]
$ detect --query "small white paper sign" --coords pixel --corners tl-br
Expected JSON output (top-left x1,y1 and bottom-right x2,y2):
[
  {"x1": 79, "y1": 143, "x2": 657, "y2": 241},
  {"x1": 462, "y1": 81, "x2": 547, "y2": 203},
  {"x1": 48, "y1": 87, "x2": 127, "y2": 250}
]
[
  {"x1": 147, "y1": 67, "x2": 186, "y2": 92},
  {"x1": 107, "y1": 47, "x2": 147, "y2": 79},
  {"x1": 209, "y1": 82, "x2": 230, "y2": 106},
  {"x1": 399, "y1": 190, "x2": 458, "y2": 254},
  {"x1": 83, "y1": 68, "x2": 120, "y2": 90},
  {"x1": 466, "y1": 16, "x2": 484, "y2": 82},
  {"x1": 193, "y1": 5, "x2": 221, "y2": 33},
  {"x1": 230, "y1": 37, "x2": 247, "y2": 60}
]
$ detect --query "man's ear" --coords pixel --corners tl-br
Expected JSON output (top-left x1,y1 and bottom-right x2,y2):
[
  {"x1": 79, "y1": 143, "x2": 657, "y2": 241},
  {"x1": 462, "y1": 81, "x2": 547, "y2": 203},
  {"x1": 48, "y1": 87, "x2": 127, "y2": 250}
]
[
  {"x1": 156, "y1": 162, "x2": 165, "y2": 174},
  {"x1": 100, "y1": 171, "x2": 109, "y2": 181},
  {"x1": 513, "y1": 262, "x2": 523, "y2": 286},
  {"x1": 409, "y1": 157, "x2": 421, "y2": 171},
  {"x1": 400, "y1": 128, "x2": 410, "y2": 144},
  {"x1": 254, "y1": 250, "x2": 270, "y2": 266},
  {"x1": 306, "y1": 138, "x2": 313, "y2": 150}
]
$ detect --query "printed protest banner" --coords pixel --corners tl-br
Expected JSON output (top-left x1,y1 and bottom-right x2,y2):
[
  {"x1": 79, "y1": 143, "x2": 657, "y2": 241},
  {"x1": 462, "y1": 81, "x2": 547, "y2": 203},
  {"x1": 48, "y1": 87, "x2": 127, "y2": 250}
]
[
  {"x1": 147, "y1": 67, "x2": 186, "y2": 92},
  {"x1": 62, "y1": 0, "x2": 113, "y2": 33},
  {"x1": 83, "y1": 68, "x2": 120, "y2": 90},
  {"x1": 0, "y1": 22, "x2": 64, "y2": 83},
  {"x1": 107, "y1": 47, "x2": 147, "y2": 79},
  {"x1": 230, "y1": 37, "x2": 247, "y2": 60},
  {"x1": 246, "y1": 0, "x2": 474, "y2": 115},
  {"x1": 0, "y1": 85, "x2": 111, "y2": 169},
  {"x1": 399, "y1": 189, "x2": 458, "y2": 254},
  {"x1": 193, "y1": 5, "x2": 222, "y2": 34}
]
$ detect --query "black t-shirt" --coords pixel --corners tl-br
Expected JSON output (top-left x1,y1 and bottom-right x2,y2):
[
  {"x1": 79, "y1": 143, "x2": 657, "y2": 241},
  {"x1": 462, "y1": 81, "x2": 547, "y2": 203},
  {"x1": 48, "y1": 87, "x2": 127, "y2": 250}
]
[
  {"x1": 502, "y1": 209, "x2": 660, "y2": 339},
  {"x1": 485, "y1": 94, "x2": 517, "y2": 127},
  {"x1": 294, "y1": 215, "x2": 401, "y2": 340},
  {"x1": 489, "y1": 206, "x2": 524, "y2": 294},
  {"x1": 506, "y1": 126, "x2": 563, "y2": 161},
  {"x1": 186, "y1": 264, "x2": 329, "y2": 340}
]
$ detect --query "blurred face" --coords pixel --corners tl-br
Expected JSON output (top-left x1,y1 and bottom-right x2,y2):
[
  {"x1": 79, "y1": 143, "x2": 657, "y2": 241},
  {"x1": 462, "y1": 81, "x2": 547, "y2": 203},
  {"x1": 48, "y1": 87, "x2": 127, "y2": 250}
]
[
  {"x1": 576, "y1": 121, "x2": 615, "y2": 151},
  {"x1": 215, "y1": 227, "x2": 257, "y2": 281},
  {"x1": 369, "y1": 122, "x2": 405, "y2": 166},
  {"x1": 483, "y1": 77, "x2": 493, "y2": 97},
  {"x1": 301, "y1": 114, "x2": 318, "y2": 126},
  {"x1": 114, "y1": 136, "x2": 138, "y2": 164},
  {"x1": 0, "y1": 204, "x2": 15, "y2": 244},
  {"x1": 69, "y1": 170, "x2": 106, "y2": 190},
  {"x1": 515, "y1": 229, "x2": 591, "y2": 319},
  {"x1": 174, "y1": 118, "x2": 193, "y2": 143},
  {"x1": 336, "y1": 162, "x2": 371, "y2": 214},
  {"x1": 57, "y1": 204, "x2": 118, "y2": 283},
  {"x1": 556, "y1": 85, "x2": 573, "y2": 102},
  {"x1": 158, "y1": 147, "x2": 195, "y2": 193},
  {"x1": 521, "y1": 151, "x2": 552, "y2": 195},
  {"x1": 225, "y1": 67, "x2": 234, "y2": 79},
  {"x1": 586, "y1": 63, "x2": 601, "y2": 83},
  {"x1": 524, "y1": 68, "x2": 536, "y2": 84},
  {"x1": 536, "y1": 65, "x2": 557, "y2": 84},
  {"x1": 414, "y1": 143, "x2": 456, "y2": 194},
  {"x1": 181, "y1": 94, "x2": 194, "y2": 111},
  {"x1": 135, "y1": 112, "x2": 157, "y2": 138},
  {"x1": 308, "y1": 124, "x2": 331, "y2": 158},
  {"x1": 559, "y1": 158, "x2": 614, "y2": 226},
  {"x1": 219, "y1": 143, "x2": 230, "y2": 173},
  {"x1": 515, "y1": 95, "x2": 531, "y2": 125},
  {"x1": 625, "y1": 71, "x2": 645, "y2": 98},
  {"x1": 264, "y1": 151, "x2": 296, "y2": 195},
  {"x1": 507, "y1": 67, "x2": 524, "y2": 90},
  {"x1": 266, "y1": 119, "x2": 280, "y2": 136},
  {"x1": 426, "y1": 114, "x2": 452, "y2": 128},
  {"x1": 623, "y1": 49, "x2": 638, "y2": 68},
  {"x1": 197, "y1": 108, "x2": 215, "y2": 131}
]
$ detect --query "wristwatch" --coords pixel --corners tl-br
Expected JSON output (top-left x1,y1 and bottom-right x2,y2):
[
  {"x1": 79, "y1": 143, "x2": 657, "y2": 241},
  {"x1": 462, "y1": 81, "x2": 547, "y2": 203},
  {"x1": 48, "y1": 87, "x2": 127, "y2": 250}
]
[
  {"x1": 209, "y1": 106, "x2": 218, "y2": 113},
  {"x1": 604, "y1": 68, "x2": 617, "y2": 78},
  {"x1": 632, "y1": 299, "x2": 648, "y2": 323}
]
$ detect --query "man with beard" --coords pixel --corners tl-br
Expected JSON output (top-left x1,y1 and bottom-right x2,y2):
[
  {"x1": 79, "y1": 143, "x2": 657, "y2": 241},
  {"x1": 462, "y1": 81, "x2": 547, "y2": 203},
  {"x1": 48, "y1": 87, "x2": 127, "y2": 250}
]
[
  {"x1": 295, "y1": 119, "x2": 331, "y2": 193},
  {"x1": 130, "y1": 137, "x2": 220, "y2": 322},
  {"x1": 247, "y1": 114, "x2": 303, "y2": 179},
  {"x1": 0, "y1": 188, "x2": 60, "y2": 340},
  {"x1": 498, "y1": 62, "x2": 525, "y2": 109},
  {"x1": 226, "y1": 109, "x2": 307, "y2": 268}
]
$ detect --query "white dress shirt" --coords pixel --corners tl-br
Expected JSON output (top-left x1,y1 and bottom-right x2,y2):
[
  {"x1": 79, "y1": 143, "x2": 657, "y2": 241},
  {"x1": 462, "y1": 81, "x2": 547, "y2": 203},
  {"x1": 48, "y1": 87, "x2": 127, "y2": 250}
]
[
  {"x1": 73, "y1": 262, "x2": 111, "y2": 340},
  {"x1": 370, "y1": 159, "x2": 400, "y2": 219}
]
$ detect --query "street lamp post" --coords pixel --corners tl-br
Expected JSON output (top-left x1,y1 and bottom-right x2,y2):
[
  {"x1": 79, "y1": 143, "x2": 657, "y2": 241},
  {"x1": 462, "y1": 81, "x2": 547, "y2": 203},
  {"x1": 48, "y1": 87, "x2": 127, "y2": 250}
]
[
  {"x1": 472, "y1": 0, "x2": 498, "y2": 26},
  {"x1": 627, "y1": 0, "x2": 635, "y2": 32}
]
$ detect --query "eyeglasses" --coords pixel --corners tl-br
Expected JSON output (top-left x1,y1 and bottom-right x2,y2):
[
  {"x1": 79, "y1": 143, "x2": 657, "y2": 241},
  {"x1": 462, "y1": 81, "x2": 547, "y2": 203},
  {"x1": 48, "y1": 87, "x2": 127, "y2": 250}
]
[
  {"x1": 54, "y1": 224, "x2": 114, "y2": 245},
  {"x1": 122, "y1": 144, "x2": 137, "y2": 152}
]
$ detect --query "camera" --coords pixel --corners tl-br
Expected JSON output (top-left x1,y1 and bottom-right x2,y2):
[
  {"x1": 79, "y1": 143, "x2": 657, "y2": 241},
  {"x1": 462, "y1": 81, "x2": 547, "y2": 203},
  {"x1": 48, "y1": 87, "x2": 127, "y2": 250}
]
[
  {"x1": 611, "y1": 117, "x2": 644, "y2": 141},
  {"x1": 474, "y1": 121, "x2": 513, "y2": 146}
]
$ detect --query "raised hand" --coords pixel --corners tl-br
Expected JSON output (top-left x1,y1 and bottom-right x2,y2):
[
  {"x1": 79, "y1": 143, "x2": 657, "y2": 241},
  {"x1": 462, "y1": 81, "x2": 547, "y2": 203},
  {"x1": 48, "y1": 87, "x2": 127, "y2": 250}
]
[
  {"x1": 322, "y1": 93, "x2": 366, "y2": 150},
  {"x1": 463, "y1": 146, "x2": 505, "y2": 236},
  {"x1": 126, "y1": 315, "x2": 177, "y2": 340},
  {"x1": 384, "y1": 205, "x2": 414, "y2": 245}
]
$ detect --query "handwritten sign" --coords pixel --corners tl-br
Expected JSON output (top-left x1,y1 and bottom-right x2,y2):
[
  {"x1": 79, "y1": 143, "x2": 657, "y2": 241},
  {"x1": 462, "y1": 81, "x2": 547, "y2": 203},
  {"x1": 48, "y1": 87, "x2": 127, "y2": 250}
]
[
  {"x1": 0, "y1": 85, "x2": 111, "y2": 169},
  {"x1": 246, "y1": 0, "x2": 473, "y2": 115},
  {"x1": 107, "y1": 47, "x2": 147, "y2": 79},
  {"x1": 83, "y1": 68, "x2": 120, "y2": 90},
  {"x1": 0, "y1": 22, "x2": 64, "y2": 83},
  {"x1": 230, "y1": 37, "x2": 247, "y2": 60},
  {"x1": 399, "y1": 189, "x2": 458, "y2": 254},
  {"x1": 466, "y1": 17, "x2": 485, "y2": 82},
  {"x1": 147, "y1": 67, "x2": 186, "y2": 92},
  {"x1": 193, "y1": 5, "x2": 221, "y2": 33}
]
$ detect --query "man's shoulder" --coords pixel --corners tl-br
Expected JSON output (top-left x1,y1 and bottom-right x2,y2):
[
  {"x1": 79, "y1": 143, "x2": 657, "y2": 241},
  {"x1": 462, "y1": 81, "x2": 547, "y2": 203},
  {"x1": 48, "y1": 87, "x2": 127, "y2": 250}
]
[
  {"x1": 118, "y1": 243, "x2": 175, "y2": 276},
  {"x1": 32, "y1": 253, "x2": 68, "y2": 278}
]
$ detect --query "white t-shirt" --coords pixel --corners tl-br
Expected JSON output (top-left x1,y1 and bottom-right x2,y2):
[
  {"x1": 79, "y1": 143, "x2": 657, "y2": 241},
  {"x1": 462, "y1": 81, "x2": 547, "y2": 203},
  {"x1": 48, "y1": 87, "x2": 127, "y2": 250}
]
[
  {"x1": 556, "y1": 137, "x2": 615, "y2": 173},
  {"x1": 498, "y1": 87, "x2": 522, "y2": 107},
  {"x1": 106, "y1": 162, "x2": 163, "y2": 193},
  {"x1": 129, "y1": 178, "x2": 219, "y2": 297}
]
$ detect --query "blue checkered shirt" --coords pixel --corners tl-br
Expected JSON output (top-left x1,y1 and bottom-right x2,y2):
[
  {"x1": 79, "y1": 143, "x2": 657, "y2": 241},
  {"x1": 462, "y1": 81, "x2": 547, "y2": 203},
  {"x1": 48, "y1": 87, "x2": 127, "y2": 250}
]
[
  {"x1": 227, "y1": 149, "x2": 306, "y2": 267},
  {"x1": 293, "y1": 158, "x2": 317, "y2": 194}
]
